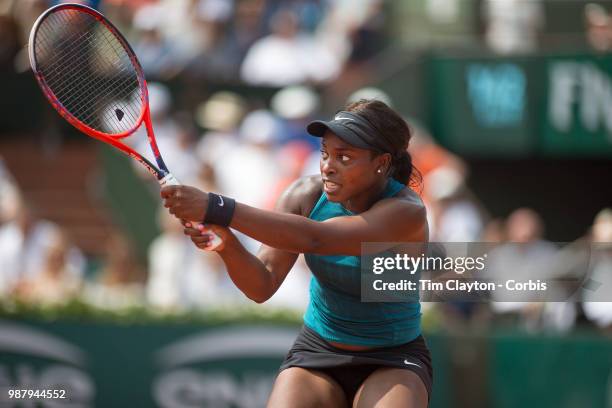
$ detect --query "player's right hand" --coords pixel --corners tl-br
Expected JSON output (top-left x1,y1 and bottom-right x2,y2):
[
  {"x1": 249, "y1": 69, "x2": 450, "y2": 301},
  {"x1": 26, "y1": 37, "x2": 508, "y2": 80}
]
[{"x1": 161, "y1": 185, "x2": 208, "y2": 222}]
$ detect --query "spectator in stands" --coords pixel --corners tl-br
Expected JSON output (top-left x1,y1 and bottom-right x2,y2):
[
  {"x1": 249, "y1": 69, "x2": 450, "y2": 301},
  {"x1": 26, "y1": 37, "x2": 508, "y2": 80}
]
[
  {"x1": 488, "y1": 208, "x2": 564, "y2": 331},
  {"x1": 344, "y1": 0, "x2": 387, "y2": 66},
  {"x1": 481, "y1": 218, "x2": 506, "y2": 243},
  {"x1": 131, "y1": 4, "x2": 185, "y2": 79},
  {"x1": 214, "y1": 109, "x2": 282, "y2": 209},
  {"x1": 422, "y1": 164, "x2": 487, "y2": 330},
  {"x1": 0, "y1": 155, "x2": 19, "y2": 224},
  {"x1": 168, "y1": 112, "x2": 206, "y2": 184},
  {"x1": 585, "y1": 3, "x2": 612, "y2": 52},
  {"x1": 228, "y1": 0, "x2": 267, "y2": 61},
  {"x1": 8, "y1": 0, "x2": 47, "y2": 56},
  {"x1": 0, "y1": 14, "x2": 21, "y2": 73},
  {"x1": 266, "y1": 141, "x2": 312, "y2": 210},
  {"x1": 320, "y1": 1, "x2": 391, "y2": 105},
  {"x1": 406, "y1": 118, "x2": 469, "y2": 242},
  {"x1": 482, "y1": 0, "x2": 544, "y2": 54},
  {"x1": 0, "y1": 198, "x2": 85, "y2": 297},
  {"x1": 83, "y1": 233, "x2": 146, "y2": 309},
  {"x1": 407, "y1": 119, "x2": 466, "y2": 185},
  {"x1": 271, "y1": 85, "x2": 321, "y2": 149},
  {"x1": 425, "y1": 167, "x2": 484, "y2": 242},
  {"x1": 14, "y1": 229, "x2": 82, "y2": 305},
  {"x1": 195, "y1": 91, "x2": 246, "y2": 177},
  {"x1": 240, "y1": 8, "x2": 340, "y2": 86},
  {"x1": 182, "y1": 0, "x2": 245, "y2": 83},
  {"x1": 433, "y1": 217, "x2": 508, "y2": 332},
  {"x1": 582, "y1": 208, "x2": 612, "y2": 332}
]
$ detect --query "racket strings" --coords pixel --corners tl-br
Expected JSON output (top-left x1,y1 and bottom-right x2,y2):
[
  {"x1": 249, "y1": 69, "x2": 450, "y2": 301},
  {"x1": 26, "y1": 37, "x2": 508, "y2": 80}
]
[
  {"x1": 36, "y1": 14, "x2": 107, "y2": 111},
  {"x1": 41, "y1": 10, "x2": 142, "y2": 130},
  {"x1": 39, "y1": 16, "x2": 124, "y2": 71},
  {"x1": 34, "y1": 8, "x2": 143, "y2": 135},
  {"x1": 57, "y1": 63, "x2": 134, "y2": 121},
  {"x1": 42, "y1": 24, "x2": 132, "y2": 100},
  {"x1": 38, "y1": 30, "x2": 140, "y2": 133},
  {"x1": 47, "y1": 11, "x2": 142, "y2": 131}
]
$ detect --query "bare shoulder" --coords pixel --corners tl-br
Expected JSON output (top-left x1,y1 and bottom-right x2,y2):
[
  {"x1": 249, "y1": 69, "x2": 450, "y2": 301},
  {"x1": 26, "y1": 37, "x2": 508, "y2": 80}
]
[{"x1": 276, "y1": 175, "x2": 322, "y2": 217}]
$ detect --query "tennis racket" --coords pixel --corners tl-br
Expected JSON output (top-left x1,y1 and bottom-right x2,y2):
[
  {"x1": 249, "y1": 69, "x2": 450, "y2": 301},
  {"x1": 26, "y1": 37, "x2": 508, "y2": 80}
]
[{"x1": 28, "y1": 3, "x2": 222, "y2": 249}]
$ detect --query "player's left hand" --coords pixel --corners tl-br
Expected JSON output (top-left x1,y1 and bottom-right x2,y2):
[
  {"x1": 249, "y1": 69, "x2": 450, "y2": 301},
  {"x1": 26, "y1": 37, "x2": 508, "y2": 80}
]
[
  {"x1": 161, "y1": 185, "x2": 208, "y2": 221},
  {"x1": 182, "y1": 222, "x2": 229, "y2": 252}
]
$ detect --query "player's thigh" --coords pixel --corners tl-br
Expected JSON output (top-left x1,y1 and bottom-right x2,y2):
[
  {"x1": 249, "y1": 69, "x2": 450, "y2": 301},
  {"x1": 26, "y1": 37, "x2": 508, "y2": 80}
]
[
  {"x1": 267, "y1": 367, "x2": 348, "y2": 408},
  {"x1": 352, "y1": 368, "x2": 428, "y2": 408}
]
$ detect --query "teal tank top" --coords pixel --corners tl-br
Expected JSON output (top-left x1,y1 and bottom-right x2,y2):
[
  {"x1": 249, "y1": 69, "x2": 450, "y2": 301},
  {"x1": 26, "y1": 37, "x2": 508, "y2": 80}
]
[{"x1": 303, "y1": 178, "x2": 422, "y2": 347}]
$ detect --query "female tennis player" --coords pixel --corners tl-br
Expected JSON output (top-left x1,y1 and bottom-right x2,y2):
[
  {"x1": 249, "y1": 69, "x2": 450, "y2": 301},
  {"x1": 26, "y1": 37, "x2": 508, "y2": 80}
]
[{"x1": 161, "y1": 99, "x2": 432, "y2": 407}]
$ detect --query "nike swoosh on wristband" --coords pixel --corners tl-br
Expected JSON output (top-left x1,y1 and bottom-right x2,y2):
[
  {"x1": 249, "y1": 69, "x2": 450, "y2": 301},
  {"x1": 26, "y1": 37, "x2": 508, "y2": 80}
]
[
  {"x1": 218, "y1": 196, "x2": 224, "y2": 207},
  {"x1": 404, "y1": 360, "x2": 420, "y2": 367}
]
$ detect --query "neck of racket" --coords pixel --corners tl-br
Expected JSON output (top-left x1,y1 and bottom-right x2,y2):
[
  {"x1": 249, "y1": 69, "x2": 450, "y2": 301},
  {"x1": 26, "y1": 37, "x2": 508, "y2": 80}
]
[
  {"x1": 142, "y1": 98, "x2": 172, "y2": 180},
  {"x1": 86, "y1": 126, "x2": 166, "y2": 180}
]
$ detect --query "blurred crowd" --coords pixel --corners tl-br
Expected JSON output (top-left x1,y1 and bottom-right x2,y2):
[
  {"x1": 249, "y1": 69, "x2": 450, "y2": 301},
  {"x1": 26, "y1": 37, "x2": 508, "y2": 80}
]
[
  {"x1": 0, "y1": 0, "x2": 611, "y2": 335},
  {"x1": 2, "y1": 0, "x2": 612, "y2": 82},
  {"x1": 0, "y1": 0, "x2": 390, "y2": 96},
  {"x1": 1, "y1": 79, "x2": 612, "y2": 336}
]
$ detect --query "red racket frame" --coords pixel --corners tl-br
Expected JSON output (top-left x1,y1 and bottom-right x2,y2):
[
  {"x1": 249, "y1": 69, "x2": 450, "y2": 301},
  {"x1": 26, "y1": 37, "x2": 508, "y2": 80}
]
[
  {"x1": 28, "y1": 3, "x2": 168, "y2": 181},
  {"x1": 29, "y1": 3, "x2": 224, "y2": 250}
]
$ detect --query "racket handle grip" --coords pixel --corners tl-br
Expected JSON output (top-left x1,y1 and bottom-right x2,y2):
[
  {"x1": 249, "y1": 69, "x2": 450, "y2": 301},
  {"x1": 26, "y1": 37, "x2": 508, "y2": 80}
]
[
  {"x1": 158, "y1": 173, "x2": 224, "y2": 251},
  {"x1": 159, "y1": 173, "x2": 181, "y2": 187}
]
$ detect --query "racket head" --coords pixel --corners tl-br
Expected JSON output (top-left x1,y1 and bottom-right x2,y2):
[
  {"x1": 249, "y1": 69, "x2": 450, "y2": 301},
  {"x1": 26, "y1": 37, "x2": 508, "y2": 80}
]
[{"x1": 28, "y1": 3, "x2": 149, "y2": 140}]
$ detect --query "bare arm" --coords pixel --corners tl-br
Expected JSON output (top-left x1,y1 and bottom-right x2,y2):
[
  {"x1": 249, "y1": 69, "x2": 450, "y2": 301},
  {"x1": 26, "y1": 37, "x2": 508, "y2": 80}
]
[
  {"x1": 230, "y1": 197, "x2": 427, "y2": 255},
  {"x1": 182, "y1": 177, "x2": 321, "y2": 303},
  {"x1": 166, "y1": 179, "x2": 427, "y2": 256}
]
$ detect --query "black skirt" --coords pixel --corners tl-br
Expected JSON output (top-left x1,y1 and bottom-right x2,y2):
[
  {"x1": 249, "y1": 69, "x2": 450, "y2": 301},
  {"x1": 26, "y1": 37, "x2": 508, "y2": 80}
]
[{"x1": 279, "y1": 325, "x2": 433, "y2": 404}]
